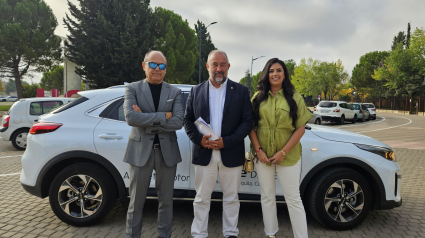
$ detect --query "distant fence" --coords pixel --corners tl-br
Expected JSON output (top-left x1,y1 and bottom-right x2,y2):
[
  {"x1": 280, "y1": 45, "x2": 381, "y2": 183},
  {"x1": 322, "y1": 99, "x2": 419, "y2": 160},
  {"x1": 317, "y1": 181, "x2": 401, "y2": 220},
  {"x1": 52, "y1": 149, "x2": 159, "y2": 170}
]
[{"x1": 303, "y1": 96, "x2": 425, "y2": 115}]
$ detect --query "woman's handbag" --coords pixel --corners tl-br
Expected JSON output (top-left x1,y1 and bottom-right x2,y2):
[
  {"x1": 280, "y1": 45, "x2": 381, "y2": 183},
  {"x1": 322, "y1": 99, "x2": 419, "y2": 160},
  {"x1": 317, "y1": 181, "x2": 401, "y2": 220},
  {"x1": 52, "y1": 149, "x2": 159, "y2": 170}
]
[{"x1": 243, "y1": 151, "x2": 255, "y2": 173}]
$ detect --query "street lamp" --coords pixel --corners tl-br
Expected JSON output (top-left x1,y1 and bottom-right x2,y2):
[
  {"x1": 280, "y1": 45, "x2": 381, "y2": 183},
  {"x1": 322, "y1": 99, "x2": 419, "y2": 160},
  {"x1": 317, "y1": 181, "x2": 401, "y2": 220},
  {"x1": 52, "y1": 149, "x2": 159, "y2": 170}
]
[
  {"x1": 198, "y1": 21, "x2": 217, "y2": 84},
  {"x1": 250, "y1": 56, "x2": 265, "y2": 96}
]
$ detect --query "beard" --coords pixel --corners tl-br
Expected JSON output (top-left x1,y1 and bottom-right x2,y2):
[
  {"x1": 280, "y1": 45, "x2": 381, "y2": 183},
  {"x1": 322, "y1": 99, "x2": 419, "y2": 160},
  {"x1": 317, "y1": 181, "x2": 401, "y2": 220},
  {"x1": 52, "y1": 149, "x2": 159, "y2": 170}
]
[{"x1": 212, "y1": 71, "x2": 226, "y2": 83}]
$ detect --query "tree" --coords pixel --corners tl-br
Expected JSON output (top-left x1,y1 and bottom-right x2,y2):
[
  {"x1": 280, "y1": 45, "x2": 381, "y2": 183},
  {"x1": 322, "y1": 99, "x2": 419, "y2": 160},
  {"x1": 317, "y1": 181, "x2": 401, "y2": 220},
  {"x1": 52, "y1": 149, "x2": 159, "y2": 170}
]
[
  {"x1": 5, "y1": 79, "x2": 28, "y2": 95},
  {"x1": 284, "y1": 59, "x2": 296, "y2": 80},
  {"x1": 0, "y1": 0, "x2": 62, "y2": 98},
  {"x1": 406, "y1": 23, "x2": 411, "y2": 49},
  {"x1": 22, "y1": 83, "x2": 39, "y2": 98},
  {"x1": 40, "y1": 66, "x2": 63, "y2": 93},
  {"x1": 190, "y1": 20, "x2": 216, "y2": 84},
  {"x1": 239, "y1": 69, "x2": 251, "y2": 88},
  {"x1": 292, "y1": 58, "x2": 321, "y2": 97},
  {"x1": 0, "y1": 80, "x2": 4, "y2": 92},
  {"x1": 152, "y1": 7, "x2": 198, "y2": 84},
  {"x1": 351, "y1": 51, "x2": 390, "y2": 98},
  {"x1": 373, "y1": 38, "x2": 425, "y2": 97},
  {"x1": 64, "y1": 0, "x2": 153, "y2": 89},
  {"x1": 391, "y1": 31, "x2": 406, "y2": 50}
]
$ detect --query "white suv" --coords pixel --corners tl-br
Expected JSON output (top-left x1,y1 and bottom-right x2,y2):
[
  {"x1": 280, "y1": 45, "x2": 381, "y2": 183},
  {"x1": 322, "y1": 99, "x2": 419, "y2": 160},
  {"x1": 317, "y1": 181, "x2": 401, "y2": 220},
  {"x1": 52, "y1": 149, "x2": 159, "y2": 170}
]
[
  {"x1": 20, "y1": 85, "x2": 401, "y2": 230},
  {"x1": 0, "y1": 97, "x2": 72, "y2": 150},
  {"x1": 315, "y1": 101, "x2": 356, "y2": 124}
]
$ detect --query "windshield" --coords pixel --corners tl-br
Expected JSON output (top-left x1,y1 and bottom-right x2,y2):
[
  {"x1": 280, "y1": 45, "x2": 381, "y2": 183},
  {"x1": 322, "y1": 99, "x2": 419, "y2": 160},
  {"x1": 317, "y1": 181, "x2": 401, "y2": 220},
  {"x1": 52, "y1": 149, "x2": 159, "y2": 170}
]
[
  {"x1": 350, "y1": 104, "x2": 360, "y2": 110},
  {"x1": 319, "y1": 102, "x2": 337, "y2": 108},
  {"x1": 363, "y1": 104, "x2": 375, "y2": 108}
]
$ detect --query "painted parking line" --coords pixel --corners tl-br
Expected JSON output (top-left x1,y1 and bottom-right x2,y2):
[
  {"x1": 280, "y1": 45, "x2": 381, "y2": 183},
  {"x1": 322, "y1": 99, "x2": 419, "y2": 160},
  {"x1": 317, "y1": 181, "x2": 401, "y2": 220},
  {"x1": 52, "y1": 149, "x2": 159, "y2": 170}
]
[
  {"x1": 0, "y1": 172, "x2": 21, "y2": 177},
  {"x1": 0, "y1": 155, "x2": 22, "y2": 159},
  {"x1": 333, "y1": 116, "x2": 386, "y2": 128},
  {"x1": 356, "y1": 116, "x2": 412, "y2": 133}
]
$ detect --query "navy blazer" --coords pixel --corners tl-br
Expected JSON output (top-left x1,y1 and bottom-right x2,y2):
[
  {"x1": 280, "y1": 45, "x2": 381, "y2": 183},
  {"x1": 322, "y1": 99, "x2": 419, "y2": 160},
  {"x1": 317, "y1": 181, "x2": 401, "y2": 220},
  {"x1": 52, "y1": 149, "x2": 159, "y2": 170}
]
[{"x1": 184, "y1": 79, "x2": 253, "y2": 168}]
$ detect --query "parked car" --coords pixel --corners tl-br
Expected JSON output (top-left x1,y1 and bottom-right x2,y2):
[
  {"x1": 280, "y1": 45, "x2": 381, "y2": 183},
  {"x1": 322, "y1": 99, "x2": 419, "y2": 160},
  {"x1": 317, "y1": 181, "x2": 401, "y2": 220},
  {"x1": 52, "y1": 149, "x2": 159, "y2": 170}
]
[
  {"x1": 315, "y1": 101, "x2": 356, "y2": 125},
  {"x1": 0, "y1": 96, "x2": 5, "y2": 101},
  {"x1": 4, "y1": 96, "x2": 19, "y2": 102},
  {"x1": 307, "y1": 108, "x2": 322, "y2": 125},
  {"x1": 20, "y1": 85, "x2": 401, "y2": 231},
  {"x1": 363, "y1": 103, "x2": 377, "y2": 120},
  {"x1": 349, "y1": 103, "x2": 370, "y2": 122},
  {"x1": 0, "y1": 97, "x2": 73, "y2": 150}
]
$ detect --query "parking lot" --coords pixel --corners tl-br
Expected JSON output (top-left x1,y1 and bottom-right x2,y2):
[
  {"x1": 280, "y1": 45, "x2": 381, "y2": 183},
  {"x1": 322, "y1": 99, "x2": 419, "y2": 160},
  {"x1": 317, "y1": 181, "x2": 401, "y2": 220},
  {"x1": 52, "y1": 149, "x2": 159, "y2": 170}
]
[{"x1": 0, "y1": 113, "x2": 424, "y2": 238}]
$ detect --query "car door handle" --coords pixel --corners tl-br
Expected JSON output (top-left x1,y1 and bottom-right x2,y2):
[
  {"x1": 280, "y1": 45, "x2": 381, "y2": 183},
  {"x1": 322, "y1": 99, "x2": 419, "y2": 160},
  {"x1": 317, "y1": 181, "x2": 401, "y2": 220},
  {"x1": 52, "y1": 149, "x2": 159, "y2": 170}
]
[{"x1": 99, "y1": 134, "x2": 123, "y2": 140}]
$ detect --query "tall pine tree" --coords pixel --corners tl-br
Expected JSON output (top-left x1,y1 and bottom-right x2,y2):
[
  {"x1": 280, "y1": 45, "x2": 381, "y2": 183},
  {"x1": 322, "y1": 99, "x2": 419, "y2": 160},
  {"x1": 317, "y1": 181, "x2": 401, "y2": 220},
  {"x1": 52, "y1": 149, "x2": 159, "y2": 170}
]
[
  {"x1": 152, "y1": 7, "x2": 198, "y2": 84},
  {"x1": 0, "y1": 0, "x2": 62, "y2": 98},
  {"x1": 406, "y1": 22, "x2": 411, "y2": 49},
  {"x1": 191, "y1": 20, "x2": 216, "y2": 84},
  {"x1": 64, "y1": 0, "x2": 153, "y2": 88},
  {"x1": 391, "y1": 31, "x2": 406, "y2": 50}
]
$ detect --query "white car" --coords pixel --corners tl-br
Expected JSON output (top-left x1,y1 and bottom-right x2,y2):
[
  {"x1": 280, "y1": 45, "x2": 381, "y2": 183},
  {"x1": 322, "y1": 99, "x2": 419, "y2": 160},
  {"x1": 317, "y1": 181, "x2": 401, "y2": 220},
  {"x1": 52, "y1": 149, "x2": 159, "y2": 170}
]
[
  {"x1": 4, "y1": 96, "x2": 19, "y2": 102},
  {"x1": 20, "y1": 85, "x2": 401, "y2": 231},
  {"x1": 0, "y1": 97, "x2": 72, "y2": 150},
  {"x1": 315, "y1": 101, "x2": 356, "y2": 125},
  {"x1": 363, "y1": 103, "x2": 377, "y2": 120}
]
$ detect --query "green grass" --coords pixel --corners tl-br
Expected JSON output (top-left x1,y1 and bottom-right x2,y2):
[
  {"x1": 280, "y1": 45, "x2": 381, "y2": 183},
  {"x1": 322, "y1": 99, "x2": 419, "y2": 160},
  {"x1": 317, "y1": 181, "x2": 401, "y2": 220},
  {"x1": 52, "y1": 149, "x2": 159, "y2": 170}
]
[{"x1": 0, "y1": 105, "x2": 11, "y2": 111}]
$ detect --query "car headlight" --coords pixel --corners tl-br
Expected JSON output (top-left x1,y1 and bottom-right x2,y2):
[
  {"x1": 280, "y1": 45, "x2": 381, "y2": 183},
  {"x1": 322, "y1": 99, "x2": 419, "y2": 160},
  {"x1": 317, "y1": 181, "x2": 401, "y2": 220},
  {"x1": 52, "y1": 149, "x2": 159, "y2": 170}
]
[{"x1": 354, "y1": 143, "x2": 396, "y2": 161}]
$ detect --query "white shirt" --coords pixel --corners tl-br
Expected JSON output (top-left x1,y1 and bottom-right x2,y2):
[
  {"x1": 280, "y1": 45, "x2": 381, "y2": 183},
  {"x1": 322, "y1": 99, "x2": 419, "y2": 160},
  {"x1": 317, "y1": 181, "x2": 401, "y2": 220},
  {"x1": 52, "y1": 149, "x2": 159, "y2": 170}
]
[{"x1": 208, "y1": 78, "x2": 227, "y2": 138}]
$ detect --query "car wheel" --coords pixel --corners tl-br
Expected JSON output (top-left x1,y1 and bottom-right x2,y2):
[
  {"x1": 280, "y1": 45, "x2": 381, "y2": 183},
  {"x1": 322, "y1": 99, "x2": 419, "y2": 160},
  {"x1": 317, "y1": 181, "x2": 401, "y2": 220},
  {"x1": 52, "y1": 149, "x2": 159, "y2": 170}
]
[
  {"x1": 372, "y1": 116, "x2": 376, "y2": 120},
  {"x1": 11, "y1": 129, "x2": 29, "y2": 150},
  {"x1": 338, "y1": 115, "x2": 345, "y2": 125},
  {"x1": 351, "y1": 115, "x2": 356, "y2": 124},
  {"x1": 314, "y1": 118, "x2": 321, "y2": 125},
  {"x1": 49, "y1": 163, "x2": 118, "y2": 226},
  {"x1": 308, "y1": 168, "x2": 372, "y2": 230},
  {"x1": 361, "y1": 115, "x2": 365, "y2": 122}
]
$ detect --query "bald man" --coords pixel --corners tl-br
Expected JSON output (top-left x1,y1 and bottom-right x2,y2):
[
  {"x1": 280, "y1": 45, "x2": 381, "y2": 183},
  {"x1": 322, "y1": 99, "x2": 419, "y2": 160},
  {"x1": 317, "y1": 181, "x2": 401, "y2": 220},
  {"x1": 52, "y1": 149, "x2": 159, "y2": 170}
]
[{"x1": 123, "y1": 51, "x2": 184, "y2": 238}]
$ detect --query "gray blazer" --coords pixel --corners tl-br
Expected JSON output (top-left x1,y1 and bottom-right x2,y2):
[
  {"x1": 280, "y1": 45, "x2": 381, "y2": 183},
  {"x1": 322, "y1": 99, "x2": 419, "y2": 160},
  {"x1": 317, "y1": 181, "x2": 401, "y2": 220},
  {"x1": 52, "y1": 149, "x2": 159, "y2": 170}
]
[{"x1": 123, "y1": 79, "x2": 184, "y2": 167}]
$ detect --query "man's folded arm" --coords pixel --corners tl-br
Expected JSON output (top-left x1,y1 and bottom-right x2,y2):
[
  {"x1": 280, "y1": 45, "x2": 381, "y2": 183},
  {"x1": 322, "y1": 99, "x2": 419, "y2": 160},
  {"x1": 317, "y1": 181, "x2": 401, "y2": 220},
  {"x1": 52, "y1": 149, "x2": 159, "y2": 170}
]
[
  {"x1": 184, "y1": 88, "x2": 204, "y2": 146},
  {"x1": 145, "y1": 90, "x2": 184, "y2": 134},
  {"x1": 124, "y1": 85, "x2": 166, "y2": 127},
  {"x1": 222, "y1": 87, "x2": 253, "y2": 149}
]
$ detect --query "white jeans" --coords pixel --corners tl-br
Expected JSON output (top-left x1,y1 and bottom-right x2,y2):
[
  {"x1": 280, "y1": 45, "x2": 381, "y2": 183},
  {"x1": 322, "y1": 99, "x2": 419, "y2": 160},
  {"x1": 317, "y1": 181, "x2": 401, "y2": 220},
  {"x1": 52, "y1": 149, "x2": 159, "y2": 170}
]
[
  {"x1": 256, "y1": 159, "x2": 308, "y2": 238},
  {"x1": 191, "y1": 150, "x2": 242, "y2": 238}
]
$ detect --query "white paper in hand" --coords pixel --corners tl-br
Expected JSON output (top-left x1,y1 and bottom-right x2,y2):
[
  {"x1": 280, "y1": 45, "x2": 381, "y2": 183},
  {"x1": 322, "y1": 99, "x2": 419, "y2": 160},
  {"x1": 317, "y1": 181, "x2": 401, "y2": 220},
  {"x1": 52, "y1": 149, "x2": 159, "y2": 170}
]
[{"x1": 194, "y1": 117, "x2": 218, "y2": 141}]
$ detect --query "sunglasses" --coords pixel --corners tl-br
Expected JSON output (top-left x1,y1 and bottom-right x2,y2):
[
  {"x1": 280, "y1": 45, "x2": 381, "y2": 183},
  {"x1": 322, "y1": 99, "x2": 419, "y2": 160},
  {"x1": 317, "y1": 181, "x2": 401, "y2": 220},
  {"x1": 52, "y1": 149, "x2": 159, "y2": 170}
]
[{"x1": 146, "y1": 62, "x2": 167, "y2": 70}]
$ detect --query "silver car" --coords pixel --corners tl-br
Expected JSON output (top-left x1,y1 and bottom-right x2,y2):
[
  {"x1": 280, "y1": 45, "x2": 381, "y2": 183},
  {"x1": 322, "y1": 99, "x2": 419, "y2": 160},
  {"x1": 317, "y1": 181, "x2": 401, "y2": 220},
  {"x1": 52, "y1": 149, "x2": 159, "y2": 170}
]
[
  {"x1": 349, "y1": 103, "x2": 370, "y2": 122},
  {"x1": 308, "y1": 108, "x2": 322, "y2": 125}
]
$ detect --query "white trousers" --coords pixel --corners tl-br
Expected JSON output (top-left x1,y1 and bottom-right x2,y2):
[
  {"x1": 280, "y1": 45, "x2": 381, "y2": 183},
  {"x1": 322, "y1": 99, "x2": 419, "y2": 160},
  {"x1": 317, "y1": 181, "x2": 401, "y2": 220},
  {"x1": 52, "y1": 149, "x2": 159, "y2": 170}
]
[
  {"x1": 191, "y1": 150, "x2": 242, "y2": 238},
  {"x1": 256, "y1": 159, "x2": 308, "y2": 238}
]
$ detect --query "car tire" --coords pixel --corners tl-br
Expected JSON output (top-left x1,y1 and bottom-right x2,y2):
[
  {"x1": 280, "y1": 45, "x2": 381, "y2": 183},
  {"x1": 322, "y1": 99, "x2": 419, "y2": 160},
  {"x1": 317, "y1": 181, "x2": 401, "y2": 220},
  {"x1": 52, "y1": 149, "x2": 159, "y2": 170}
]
[
  {"x1": 308, "y1": 168, "x2": 372, "y2": 230},
  {"x1": 49, "y1": 163, "x2": 118, "y2": 226},
  {"x1": 372, "y1": 116, "x2": 376, "y2": 120},
  {"x1": 11, "y1": 129, "x2": 29, "y2": 150},
  {"x1": 338, "y1": 115, "x2": 345, "y2": 125},
  {"x1": 314, "y1": 118, "x2": 321, "y2": 125},
  {"x1": 361, "y1": 115, "x2": 365, "y2": 122},
  {"x1": 351, "y1": 115, "x2": 356, "y2": 124}
]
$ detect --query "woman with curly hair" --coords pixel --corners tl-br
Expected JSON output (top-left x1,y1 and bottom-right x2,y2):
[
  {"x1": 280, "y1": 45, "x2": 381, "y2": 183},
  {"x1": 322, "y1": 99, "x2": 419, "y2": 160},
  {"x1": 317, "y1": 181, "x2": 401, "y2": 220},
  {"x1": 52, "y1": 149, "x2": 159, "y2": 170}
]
[{"x1": 249, "y1": 58, "x2": 312, "y2": 238}]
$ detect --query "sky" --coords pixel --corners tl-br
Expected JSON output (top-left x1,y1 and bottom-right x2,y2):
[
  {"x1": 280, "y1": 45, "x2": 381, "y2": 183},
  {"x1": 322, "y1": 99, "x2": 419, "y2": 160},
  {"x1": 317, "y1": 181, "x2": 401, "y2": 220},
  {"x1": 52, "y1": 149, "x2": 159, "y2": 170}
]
[{"x1": 26, "y1": 0, "x2": 425, "y2": 84}]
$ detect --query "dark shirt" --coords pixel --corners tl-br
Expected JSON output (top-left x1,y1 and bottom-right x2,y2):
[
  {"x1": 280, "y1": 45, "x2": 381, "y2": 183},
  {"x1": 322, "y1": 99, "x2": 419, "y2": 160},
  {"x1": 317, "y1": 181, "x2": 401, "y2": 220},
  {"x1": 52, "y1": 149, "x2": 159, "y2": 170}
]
[{"x1": 148, "y1": 82, "x2": 162, "y2": 144}]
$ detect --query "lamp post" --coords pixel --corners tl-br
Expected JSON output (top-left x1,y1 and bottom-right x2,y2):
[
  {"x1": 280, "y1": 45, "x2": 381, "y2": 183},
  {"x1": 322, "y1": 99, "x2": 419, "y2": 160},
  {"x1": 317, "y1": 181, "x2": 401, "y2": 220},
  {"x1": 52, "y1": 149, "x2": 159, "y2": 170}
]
[
  {"x1": 198, "y1": 22, "x2": 217, "y2": 84},
  {"x1": 250, "y1": 56, "x2": 265, "y2": 96}
]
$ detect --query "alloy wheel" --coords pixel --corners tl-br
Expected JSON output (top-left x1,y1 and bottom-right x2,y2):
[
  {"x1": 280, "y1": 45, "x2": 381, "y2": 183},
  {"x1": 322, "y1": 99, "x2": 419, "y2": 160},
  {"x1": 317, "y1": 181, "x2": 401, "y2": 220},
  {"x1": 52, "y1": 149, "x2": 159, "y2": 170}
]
[
  {"x1": 324, "y1": 179, "x2": 364, "y2": 223},
  {"x1": 58, "y1": 174, "x2": 103, "y2": 218}
]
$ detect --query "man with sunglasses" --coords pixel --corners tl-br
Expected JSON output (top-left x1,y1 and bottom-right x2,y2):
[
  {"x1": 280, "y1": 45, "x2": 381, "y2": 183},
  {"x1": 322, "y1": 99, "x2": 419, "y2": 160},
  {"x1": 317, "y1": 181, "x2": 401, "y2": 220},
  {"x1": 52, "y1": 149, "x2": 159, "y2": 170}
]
[{"x1": 123, "y1": 50, "x2": 184, "y2": 238}]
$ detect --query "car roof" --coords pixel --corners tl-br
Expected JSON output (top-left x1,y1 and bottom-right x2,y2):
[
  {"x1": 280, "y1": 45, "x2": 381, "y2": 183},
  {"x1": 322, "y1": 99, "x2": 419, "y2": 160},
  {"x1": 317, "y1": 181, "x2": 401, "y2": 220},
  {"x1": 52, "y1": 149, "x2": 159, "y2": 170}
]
[
  {"x1": 78, "y1": 84, "x2": 195, "y2": 99},
  {"x1": 20, "y1": 97, "x2": 73, "y2": 102}
]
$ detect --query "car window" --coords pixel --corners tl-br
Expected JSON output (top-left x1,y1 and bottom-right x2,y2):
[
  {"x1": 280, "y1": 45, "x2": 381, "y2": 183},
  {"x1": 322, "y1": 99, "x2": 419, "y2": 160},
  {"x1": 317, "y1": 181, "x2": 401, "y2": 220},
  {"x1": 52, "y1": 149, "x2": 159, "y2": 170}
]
[
  {"x1": 339, "y1": 103, "x2": 346, "y2": 109},
  {"x1": 30, "y1": 102, "x2": 43, "y2": 115},
  {"x1": 319, "y1": 102, "x2": 337, "y2": 108},
  {"x1": 118, "y1": 103, "x2": 125, "y2": 121},
  {"x1": 364, "y1": 104, "x2": 375, "y2": 108},
  {"x1": 42, "y1": 101, "x2": 63, "y2": 114},
  {"x1": 350, "y1": 104, "x2": 360, "y2": 110}
]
